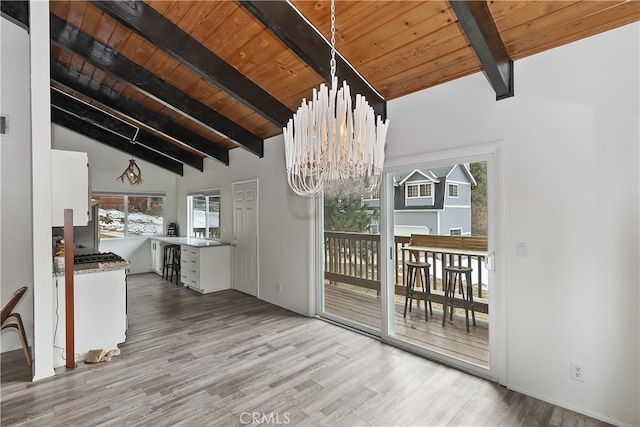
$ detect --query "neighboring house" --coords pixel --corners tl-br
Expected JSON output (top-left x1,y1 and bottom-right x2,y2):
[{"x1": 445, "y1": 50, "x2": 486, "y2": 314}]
[{"x1": 363, "y1": 164, "x2": 476, "y2": 235}]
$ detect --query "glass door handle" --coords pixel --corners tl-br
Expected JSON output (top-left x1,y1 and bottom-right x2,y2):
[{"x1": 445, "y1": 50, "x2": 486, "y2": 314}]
[{"x1": 484, "y1": 251, "x2": 495, "y2": 272}]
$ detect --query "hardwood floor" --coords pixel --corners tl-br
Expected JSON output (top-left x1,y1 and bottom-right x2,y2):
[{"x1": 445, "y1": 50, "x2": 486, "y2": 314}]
[{"x1": 1, "y1": 273, "x2": 610, "y2": 426}]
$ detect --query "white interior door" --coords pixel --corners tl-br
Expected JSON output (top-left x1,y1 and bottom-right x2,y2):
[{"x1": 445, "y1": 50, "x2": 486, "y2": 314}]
[{"x1": 232, "y1": 179, "x2": 258, "y2": 296}]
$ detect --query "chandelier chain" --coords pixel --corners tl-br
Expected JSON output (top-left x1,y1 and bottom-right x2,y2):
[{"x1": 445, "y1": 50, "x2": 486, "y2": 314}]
[{"x1": 330, "y1": 0, "x2": 336, "y2": 79}]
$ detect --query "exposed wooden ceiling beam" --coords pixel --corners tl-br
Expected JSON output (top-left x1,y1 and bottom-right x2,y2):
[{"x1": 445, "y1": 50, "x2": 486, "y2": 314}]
[
  {"x1": 239, "y1": 0, "x2": 387, "y2": 120},
  {"x1": 50, "y1": 88, "x2": 204, "y2": 172},
  {"x1": 50, "y1": 61, "x2": 229, "y2": 166},
  {"x1": 1, "y1": 1, "x2": 29, "y2": 31},
  {"x1": 49, "y1": 13, "x2": 264, "y2": 157},
  {"x1": 52, "y1": 107, "x2": 184, "y2": 176},
  {"x1": 449, "y1": 0, "x2": 514, "y2": 100},
  {"x1": 90, "y1": 0, "x2": 293, "y2": 128}
]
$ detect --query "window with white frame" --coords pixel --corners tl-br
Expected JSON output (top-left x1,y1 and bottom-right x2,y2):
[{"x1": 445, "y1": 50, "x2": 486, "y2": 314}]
[
  {"x1": 448, "y1": 183, "x2": 459, "y2": 198},
  {"x1": 94, "y1": 192, "x2": 165, "y2": 239},
  {"x1": 188, "y1": 188, "x2": 220, "y2": 239},
  {"x1": 407, "y1": 182, "x2": 432, "y2": 198},
  {"x1": 363, "y1": 187, "x2": 380, "y2": 200}
]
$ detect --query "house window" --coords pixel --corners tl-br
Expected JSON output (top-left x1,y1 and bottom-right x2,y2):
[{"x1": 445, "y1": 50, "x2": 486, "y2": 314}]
[
  {"x1": 449, "y1": 183, "x2": 459, "y2": 198},
  {"x1": 450, "y1": 228, "x2": 462, "y2": 236},
  {"x1": 188, "y1": 188, "x2": 220, "y2": 239},
  {"x1": 407, "y1": 182, "x2": 432, "y2": 198},
  {"x1": 363, "y1": 188, "x2": 380, "y2": 200},
  {"x1": 94, "y1": 193, "x2": 165, "y2": 239}
]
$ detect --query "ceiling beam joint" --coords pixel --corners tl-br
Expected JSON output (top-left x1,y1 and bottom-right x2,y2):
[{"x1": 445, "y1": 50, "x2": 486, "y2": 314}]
[{"x1": 449, "y1": 0, "x2": 514, "y2": 100}]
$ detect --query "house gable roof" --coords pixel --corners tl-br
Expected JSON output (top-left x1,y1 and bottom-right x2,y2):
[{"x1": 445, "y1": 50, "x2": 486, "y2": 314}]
[
  {"x1": 397, "y1": 169, "x2": 441, "y2": 186},
  {"x1": 446, "y1": 164, "x2": 478, "y2": 186}
]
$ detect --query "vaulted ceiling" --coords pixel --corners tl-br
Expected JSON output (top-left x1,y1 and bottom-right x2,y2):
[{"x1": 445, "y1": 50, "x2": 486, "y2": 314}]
[{"x1": 2, "y1": 1, "x2": 638, "y2": 175}]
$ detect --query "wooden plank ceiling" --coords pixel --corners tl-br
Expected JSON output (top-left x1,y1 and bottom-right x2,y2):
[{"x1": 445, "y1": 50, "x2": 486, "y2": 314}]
[{"x1": 6, "y1": 1, "x2": 640, "y2": 174}]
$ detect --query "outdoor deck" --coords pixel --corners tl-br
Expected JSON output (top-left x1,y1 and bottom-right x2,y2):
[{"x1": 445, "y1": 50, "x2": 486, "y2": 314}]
[
  {"x1": 323, "y1": 231, "x2": 491, "y2": 366},
  {"x1": 324, "y1": 282, "x2": 489, "y2": 366}
]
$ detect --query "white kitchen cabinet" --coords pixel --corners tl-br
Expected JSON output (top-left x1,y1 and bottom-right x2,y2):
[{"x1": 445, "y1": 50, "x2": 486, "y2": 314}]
[
  {"x1": 150, "y1": 239, "x2": 163, "y2": 274},
  {"x1": 180, "y1": 245, "x2": 230, "y2": 294},
  {"x1": 52, "y1": 268, "x2": 127, "y2": 368},
  {"x1": 51, "y1": 149, "x2": 89, "y2": 227}
]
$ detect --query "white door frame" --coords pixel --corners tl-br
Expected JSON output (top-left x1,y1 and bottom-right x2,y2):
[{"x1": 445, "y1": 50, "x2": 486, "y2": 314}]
[
  {"x1": 381, "y1": 140, "x2": 506, "y2": 384},
  {"x1": 231, "y1": 178, "x2": 259, "y2": 297}
]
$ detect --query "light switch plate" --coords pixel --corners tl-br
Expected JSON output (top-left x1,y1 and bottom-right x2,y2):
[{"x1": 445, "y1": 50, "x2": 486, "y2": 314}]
[{"x1": 516, "y1": 242, "x2": 527, "y2": 257}]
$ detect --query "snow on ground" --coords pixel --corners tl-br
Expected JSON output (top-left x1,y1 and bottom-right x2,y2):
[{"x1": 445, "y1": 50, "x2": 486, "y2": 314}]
[
  {"x1": 99, "y1": 209, "x2": 219, "y2": 236},
  {"x1": 99, "y1": 208, "x2": 163, "y2": 236}
]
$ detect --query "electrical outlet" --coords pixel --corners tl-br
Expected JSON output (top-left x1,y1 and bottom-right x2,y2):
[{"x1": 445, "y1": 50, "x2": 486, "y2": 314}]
[
  {"x1": 570, "y1": 363, "x2": 585, "y2": 382},
  {"x1": 277, "y1": 283, "x2": 281, "y2": 293}
]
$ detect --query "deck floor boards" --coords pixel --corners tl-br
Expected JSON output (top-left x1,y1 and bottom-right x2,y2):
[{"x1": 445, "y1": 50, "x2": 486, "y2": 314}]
[
  {"x1": 1, "y1": 273, "x2": 610, "y2": 426},
  {"x1": 324, "y1": 282, "x2": 490, "y2": 365}
]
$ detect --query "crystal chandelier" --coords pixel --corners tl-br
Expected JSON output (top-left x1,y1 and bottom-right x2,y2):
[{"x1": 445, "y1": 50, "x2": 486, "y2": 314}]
[{"x1": 283, "y1": 0, "x2": 389, "y2": 197}]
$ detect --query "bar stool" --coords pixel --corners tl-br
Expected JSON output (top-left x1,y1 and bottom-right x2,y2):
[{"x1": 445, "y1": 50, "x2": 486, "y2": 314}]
[
  {"x1": 403, "y1": 260, "x2": 433, "y2": 321},
  {"x1": 168, "y1": 245, "x2": 181, "y2": 284},
  {"x1": 162, "y1": 244, "x2": 179, "y2": 280},
  {"x1": 442, "y1": 265, "x2": 476, "y2": 332}
]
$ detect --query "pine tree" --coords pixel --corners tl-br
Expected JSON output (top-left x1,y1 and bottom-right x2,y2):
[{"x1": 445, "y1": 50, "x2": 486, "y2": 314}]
[
  {"x1": 470, "y1": 162, "x2": 488, "y2": 236},
  {"x1": 324, "y1": 194, "x2": 379, "y2": 232}
]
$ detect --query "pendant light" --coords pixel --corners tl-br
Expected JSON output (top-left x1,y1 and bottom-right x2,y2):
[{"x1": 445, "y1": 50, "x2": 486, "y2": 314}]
[
  {"x1": 283, "y1": 0, "x2": 389, "y2": 197},
  {"x1": 116, "y1": 129, "x2": 143, "y2": 185}
]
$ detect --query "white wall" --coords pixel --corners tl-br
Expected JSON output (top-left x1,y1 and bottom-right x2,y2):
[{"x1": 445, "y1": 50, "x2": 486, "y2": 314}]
[
  {"x1": 0, "y1": 18, "x2": 34, "y2": 353},
  {"x1": 52, "y1": 125, "x2": 179, "y2": 274},
  {"x1": 178, "y1": 137, "x2": 314, "y2": 316},
  {"x1": 386, "y1": 23, "x2": 639, "y2": 426}
]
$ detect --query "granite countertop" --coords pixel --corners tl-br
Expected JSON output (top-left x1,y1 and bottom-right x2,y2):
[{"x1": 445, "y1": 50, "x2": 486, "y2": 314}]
[
  {"x1": 152, "y1": 237, "x2": 231, "y2": 248},
  {"x1": 53, "y1": 260, "x2": 130, "y2": 277}
]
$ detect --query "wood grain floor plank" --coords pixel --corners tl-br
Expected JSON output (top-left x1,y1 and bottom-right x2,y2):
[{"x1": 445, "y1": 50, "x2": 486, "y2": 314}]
[{"x1": 0, "y1": 273, "x2": 610, "y2": 426}]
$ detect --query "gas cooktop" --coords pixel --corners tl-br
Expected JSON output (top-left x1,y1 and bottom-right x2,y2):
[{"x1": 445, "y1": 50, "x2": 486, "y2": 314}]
[{"x1": 73, "y1": 251, "x2": 125, "y2": 265}]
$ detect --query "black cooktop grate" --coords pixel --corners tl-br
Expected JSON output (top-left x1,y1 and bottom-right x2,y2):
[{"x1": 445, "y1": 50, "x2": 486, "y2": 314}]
[{"x1": 73, "y1": 252, "x2": 124, "y2": 265}]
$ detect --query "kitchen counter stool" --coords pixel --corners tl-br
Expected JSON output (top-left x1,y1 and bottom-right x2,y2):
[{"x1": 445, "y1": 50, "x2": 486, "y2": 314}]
[
  {"x1": 162, "y1": 244, "x2": 180, "y2": 281},
  {"x1": 442, "y1": 265, "x2": 476, "y2": 332},
  {"x1": 403, "y1": 260, "x2": 432, "y2": 321},
  {"x1": 168, "y1": 245, "x2": 181, "y2": 284}
]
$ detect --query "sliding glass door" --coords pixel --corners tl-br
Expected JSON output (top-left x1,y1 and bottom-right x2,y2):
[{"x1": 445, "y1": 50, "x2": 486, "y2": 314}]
[
  {"x1": 317, "y1": 144, "x2": 502, "y2": 380},
  {"x1": 318, "y1": 191, "x2": 382, "y2": 334}
]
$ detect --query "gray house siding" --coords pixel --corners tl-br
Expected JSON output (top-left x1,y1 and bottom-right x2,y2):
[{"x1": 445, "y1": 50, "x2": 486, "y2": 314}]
[
  {"x1": 438, "y1": 207, "x2": 471, "y2": 235},
  {"x1": 445, "y1": 165, "x2": 472, "y2": 207},
  {"x1": 395, "y1": 210, "x2": 439, "y2": 234},
  {"x1": 364, "y1": 198, "x2": 380, "y2": 209},
  {"x1": 406, "y1": 197, "x2": 434, "y2": 207}
]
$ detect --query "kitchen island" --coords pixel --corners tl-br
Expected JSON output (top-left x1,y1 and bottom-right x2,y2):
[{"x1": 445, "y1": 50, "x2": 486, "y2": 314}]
[
  {"x1": 149, "y1": 237, "x2": 231, "y2": 294},
  {"x1": 52, "y1": 260, "x2": 128, "y2": 369}
]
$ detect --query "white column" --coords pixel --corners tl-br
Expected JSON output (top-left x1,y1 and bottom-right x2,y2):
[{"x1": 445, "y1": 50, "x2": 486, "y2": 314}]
[{"x1": 30, "y1": 0, "x2": 55, "y2": 381}]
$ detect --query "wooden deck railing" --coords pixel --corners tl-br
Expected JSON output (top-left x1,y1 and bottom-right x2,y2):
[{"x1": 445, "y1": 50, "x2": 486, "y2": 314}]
[
  {"x1": 324, "y1": 231, "x2": 489, "y2": 313},
  {"x1": 324, "y1": 231, "x2": 381, "y2": 291}
]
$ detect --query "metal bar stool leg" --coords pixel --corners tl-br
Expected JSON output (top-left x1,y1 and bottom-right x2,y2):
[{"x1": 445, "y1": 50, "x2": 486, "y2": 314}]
[
  {"x1": 466, "y1": 269, "x2": 476, "y2": 328},
  {"x1": 425, "y1": 265, "x2": 433, "y2": 319},
  {"x1": 442, "y1": 269, "x2": 450, "y2": 327},
  {"x1": 403, "y1": 264, "x2": 414, "y2": 317}
]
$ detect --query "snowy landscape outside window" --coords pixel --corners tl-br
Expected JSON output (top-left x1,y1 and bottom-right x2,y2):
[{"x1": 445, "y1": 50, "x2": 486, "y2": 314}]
[
  {"x1": 94, "y1": 193, "x2": 165, "y2": 238},
  {"x1": 188, "y1": 189, "x2": 220, "y2": 239}
]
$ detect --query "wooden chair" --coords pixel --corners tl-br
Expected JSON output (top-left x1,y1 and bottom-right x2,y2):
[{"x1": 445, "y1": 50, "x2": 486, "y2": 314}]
[{"x1": 1, "y1": 286, "x2": 32, "y2": 365}]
